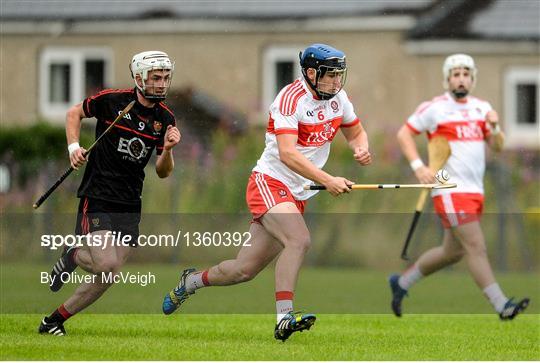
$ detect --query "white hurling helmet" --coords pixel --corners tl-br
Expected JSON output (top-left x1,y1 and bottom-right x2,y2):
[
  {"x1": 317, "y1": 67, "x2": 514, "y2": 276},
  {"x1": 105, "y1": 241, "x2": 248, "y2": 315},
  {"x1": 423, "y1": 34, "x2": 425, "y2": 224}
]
[
  {"x1": 130, "y1": 51, "x2": 174, "y2": 101},
  {"x1": 442, "y1": 53, "x2": 477, "y2": 90}
]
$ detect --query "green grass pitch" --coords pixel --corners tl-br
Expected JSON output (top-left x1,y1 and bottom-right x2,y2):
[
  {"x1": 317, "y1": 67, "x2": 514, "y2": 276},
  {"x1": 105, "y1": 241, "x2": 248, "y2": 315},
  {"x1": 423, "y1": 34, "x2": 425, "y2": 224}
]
[
  {"x1": 1, "y1": 265, "x2": 538, "y2": 360},
  {"x1": 1, "y1": 314, "x2": 538, "y2": 360}
]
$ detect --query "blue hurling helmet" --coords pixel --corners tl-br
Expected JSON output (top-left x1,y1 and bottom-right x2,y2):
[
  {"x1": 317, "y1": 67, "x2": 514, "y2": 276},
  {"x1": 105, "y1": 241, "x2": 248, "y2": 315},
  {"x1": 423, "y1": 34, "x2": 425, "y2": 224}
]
[{"x1": 299, "y1": 44, "x2": 347, "y2": 100}]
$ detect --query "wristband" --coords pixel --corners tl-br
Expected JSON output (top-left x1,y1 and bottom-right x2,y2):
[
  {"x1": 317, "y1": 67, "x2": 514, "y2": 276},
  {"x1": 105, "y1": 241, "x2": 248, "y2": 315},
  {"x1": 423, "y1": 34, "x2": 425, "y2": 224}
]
[
  {"x1": 490, "y1": 124, "x2": 501, "y2": 135},
  {"x1": 410, "y1": 158, "x2": 425, "y2": 171},
  {"x1": 68, "y1": 142, "x2": 80, "y2": 155}
]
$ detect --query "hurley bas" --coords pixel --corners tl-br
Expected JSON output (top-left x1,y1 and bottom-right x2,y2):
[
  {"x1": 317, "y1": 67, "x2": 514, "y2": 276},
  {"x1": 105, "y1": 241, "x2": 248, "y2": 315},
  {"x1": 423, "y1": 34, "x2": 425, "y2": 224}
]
[{"x1": 41, "y1": 270, "x2": 156, "y2": 287}]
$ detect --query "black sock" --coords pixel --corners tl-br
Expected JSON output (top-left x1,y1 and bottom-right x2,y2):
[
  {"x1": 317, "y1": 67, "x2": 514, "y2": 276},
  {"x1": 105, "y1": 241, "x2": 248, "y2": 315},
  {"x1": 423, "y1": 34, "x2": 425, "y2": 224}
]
[
  {"x1": 45, "y1": 305, "x2": 71, "y2": 324},
  {"x1": 45, "y1": 310, "x2": 65, "y2": 324}
]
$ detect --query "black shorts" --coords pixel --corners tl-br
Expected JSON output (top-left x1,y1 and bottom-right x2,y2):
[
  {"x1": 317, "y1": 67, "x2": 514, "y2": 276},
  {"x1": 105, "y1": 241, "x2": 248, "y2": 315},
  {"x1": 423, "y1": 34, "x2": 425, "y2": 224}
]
[{"x1": 75, "y1": 196, "x2": 141, "y2": 247}]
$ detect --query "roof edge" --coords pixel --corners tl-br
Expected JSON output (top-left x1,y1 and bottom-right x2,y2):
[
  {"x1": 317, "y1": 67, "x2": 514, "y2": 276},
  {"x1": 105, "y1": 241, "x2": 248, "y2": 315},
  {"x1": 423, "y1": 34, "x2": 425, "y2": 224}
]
[
  {"x1": 405, "y1": 39, "x2": 540, "y2": 55},
  {"x1": 0, "y1": 16, "x2": 415, "y2": 35}
]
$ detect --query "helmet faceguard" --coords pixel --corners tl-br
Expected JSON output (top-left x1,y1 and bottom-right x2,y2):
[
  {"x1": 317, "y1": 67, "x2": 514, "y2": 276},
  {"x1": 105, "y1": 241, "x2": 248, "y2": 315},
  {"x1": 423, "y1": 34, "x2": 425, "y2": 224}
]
[
  {"x1": 130, "y1": 51, "x2": 174, "y2": 102},
  {"x1": 299, "y1": 44, "x2": 347, "y2": 100},
  {"x1": 442, "y1": 53, "x2": 477, "y2": 98}
]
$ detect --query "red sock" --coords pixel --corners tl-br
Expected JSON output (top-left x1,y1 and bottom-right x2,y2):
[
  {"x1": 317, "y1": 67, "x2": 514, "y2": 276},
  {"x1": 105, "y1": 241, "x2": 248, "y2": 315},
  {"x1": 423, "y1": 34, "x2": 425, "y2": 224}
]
[{"x1": 201, "y1": 270, "x2": 210, "y2": 286}]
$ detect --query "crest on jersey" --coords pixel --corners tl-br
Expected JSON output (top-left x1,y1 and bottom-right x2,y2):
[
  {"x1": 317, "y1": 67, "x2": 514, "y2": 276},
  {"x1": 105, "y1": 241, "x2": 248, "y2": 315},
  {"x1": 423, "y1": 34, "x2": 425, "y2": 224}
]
[
  {"x1": 153, "y1": 121, "x2": 162, "y2": 132},
  {"x1": 331, "y1": 100, "x2": 339, "y2": 112},
  {"x1": 117, "y1": 137, "x2": 150, "y2": 160},
  {"x1": 323, "y1": 122, "x2": 332, "y2": 133},
  {"x1": 304, "y1": 119, "x2": 338, "y2": 146},
  {"x1": 278, "y1": 189, "x2": 287, "y2": 198},
  {"x1": 92, "y1": 218, "x2": 100, "y2": 227},
  {"x1": 128, "y1": 138, "x2": 146, "y2": 159}
]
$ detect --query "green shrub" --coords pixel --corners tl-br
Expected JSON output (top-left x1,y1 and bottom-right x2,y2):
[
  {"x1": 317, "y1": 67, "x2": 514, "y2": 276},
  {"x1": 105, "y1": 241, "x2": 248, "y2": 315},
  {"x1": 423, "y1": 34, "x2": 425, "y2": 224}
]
[{"x1": 0, "y1": 122, "x2": 93, "y2": 186}]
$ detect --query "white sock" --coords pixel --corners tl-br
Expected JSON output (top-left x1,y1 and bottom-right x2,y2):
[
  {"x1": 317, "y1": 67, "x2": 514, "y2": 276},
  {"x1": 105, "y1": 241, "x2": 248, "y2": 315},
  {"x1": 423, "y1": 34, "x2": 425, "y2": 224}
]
[
  {"x1": 184, "y1": 271, "x2": 208, "y2": 293},
  {"x1": 483, "y1": 283, "x2": 508, "y2": 313},
  {"x1": 276, "y1": 291, "x2": 294, "y2": 323},
  {"x1": 398, "y1": 264, "x2": 424, "y2": 290},
  {"x1": 276, "y1": 301, "x2": 293, "y2": 323}
]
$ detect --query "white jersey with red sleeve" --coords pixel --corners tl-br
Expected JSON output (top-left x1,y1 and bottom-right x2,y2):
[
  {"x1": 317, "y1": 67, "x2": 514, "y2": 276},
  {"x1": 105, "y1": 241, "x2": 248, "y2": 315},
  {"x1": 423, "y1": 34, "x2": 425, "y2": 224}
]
[
  {"x1": 253, "y1": 78, "x2": 360, "y2": 200},
  {"x1": 406, "y1": 92, "x2": 493, "y2": 196}
]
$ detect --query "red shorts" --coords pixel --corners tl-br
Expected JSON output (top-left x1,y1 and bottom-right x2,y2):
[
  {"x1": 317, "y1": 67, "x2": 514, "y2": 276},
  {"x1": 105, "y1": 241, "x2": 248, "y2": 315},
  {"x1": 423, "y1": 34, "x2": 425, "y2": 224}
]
[
  {"x1": 246, "y1": 172, "x2": 306, "y2": 222},
  {"x1": 432, "y1": 193, "x2": 484, "y2": 228}
]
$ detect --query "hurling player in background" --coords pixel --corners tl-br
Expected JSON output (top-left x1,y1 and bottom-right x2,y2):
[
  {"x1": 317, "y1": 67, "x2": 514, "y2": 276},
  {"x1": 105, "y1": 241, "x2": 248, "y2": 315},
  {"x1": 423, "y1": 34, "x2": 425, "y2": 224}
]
[
  {"x1": 390, "y1": 54, "x2": 529, "y2": 320},
  {"x1": 162, "y1": 44, "x2": 372, "y2": 341},
  {"x1": 39, "y1": 51, "x2": 181, "y2": 336}
]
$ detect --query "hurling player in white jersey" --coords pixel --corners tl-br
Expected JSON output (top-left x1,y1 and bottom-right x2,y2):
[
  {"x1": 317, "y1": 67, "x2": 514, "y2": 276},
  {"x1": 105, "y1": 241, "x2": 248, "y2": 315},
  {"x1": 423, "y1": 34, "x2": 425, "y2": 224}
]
[
  {"x1": 162, "y1": 44, "x2": 371, "y2": 341},
  {"x1": 389, "y1": 54, "x2": 529, "y2": 320}
]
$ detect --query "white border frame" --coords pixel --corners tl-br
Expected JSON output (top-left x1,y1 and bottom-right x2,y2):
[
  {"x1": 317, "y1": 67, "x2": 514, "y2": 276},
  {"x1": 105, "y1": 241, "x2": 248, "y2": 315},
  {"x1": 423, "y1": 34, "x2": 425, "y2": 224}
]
[
  {"x1": 503, "y1": 66, "x2": 540, "y2": 149},
  {"x1": 39, "y1": 47, "x2": 113, "y2": 121}
]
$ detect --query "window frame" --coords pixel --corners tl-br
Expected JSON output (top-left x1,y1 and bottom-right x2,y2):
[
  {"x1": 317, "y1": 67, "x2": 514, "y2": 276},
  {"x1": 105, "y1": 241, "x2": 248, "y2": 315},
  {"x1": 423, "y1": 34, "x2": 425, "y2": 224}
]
[
  {"x1": 503, "y1": 66, "x2": 540, "y2": 148},
  {"x1": 39, "y1": 47, "x2": 113, "y2": 121},
  {"x1": 262, "y1": 46, "x2": 303, "y2": 110}
]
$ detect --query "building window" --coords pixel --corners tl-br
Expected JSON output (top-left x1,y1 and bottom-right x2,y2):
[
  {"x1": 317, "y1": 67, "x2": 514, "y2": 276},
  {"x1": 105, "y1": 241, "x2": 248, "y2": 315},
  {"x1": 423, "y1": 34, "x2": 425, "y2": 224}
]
[
  {"x1": 85, "y1": 59, "x2": 106, "y2": 97},
  {"x1": 275, "y1": 61, "x2": 295, "y2": 95},
  {"x1": 40, "y1": 47, "x2": 112, "y2": 121},
  {"x1": 49, "y1": 63, "x2": 70, "y2": 103},
  {"x1": 504, "y1": 67, "x2": 540, "y2": 149},
  {"x1": 262, "y1": 46, "x2": 303, "y2": 110},
  {"x1": 0, "y1": 164, "x2": 10, "y2": 193},
  {"x1": 516, "y1": 84, "x2": 537, "y2": 125}
]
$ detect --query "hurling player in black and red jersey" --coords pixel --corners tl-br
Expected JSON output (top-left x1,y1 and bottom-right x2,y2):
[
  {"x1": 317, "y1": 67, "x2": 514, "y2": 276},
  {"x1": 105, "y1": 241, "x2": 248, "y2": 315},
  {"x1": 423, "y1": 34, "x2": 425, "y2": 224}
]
[{"x1": 39, "y1": 51, "x2": 180, "y2": 336}]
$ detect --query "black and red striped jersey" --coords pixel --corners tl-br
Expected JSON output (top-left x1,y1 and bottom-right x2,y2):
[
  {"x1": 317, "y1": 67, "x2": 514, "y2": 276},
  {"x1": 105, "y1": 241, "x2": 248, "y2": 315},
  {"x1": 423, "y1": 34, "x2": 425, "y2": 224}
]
[{"x1": 77, "y1": 88, "x2": 176, "y2": 204}]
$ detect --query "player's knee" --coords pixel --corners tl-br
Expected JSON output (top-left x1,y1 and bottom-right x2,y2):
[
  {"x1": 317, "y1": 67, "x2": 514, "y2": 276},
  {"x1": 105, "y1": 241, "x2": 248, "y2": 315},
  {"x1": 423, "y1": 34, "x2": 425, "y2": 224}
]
[
  {"x1": 287, "y1": 235, "x2": 311, "y2": 253},
  {"x1": 93, "y1": 262, "x2": 113, "y2": 274},
  {"x1": 471, "y1": 246, "x2": 487, "y2": 257},
  {"x1": 463, "y1": 240, "x2": 487, "y2": 257},
  {"x1": 447, "y1": 249, "x2": 465, "y2": 263},
  {"x1": 93, "y1": 259, "x2": 121, "y2": 274},
  {"x1": 236, "y1": 266, "x2": 259, "y2": 283}
]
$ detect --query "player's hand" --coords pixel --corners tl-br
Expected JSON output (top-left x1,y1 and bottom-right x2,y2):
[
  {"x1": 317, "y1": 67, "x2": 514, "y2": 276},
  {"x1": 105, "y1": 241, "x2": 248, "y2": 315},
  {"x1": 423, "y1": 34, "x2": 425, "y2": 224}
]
[
  {"x1": 415, "y1": 165, "x2": 435, "y2": 184},
  {"x1": 322, "y1": 176, "x2": 354, "y2": 197},
  {"x1": 485, "y1": 110, "x2": 499, "y2": 126},
  {"x1": 69, "y1": 147, "x2": 87, "y2": 170},
  {"x1": 485, "y1": 110, "x2": 502, "y2": 135},
  {"x1": 164, "y1": 125, "x2": 181, "y2": 151},
  {"x1": 354, "y1": 147, "x2": 372, "y2": 165}
]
